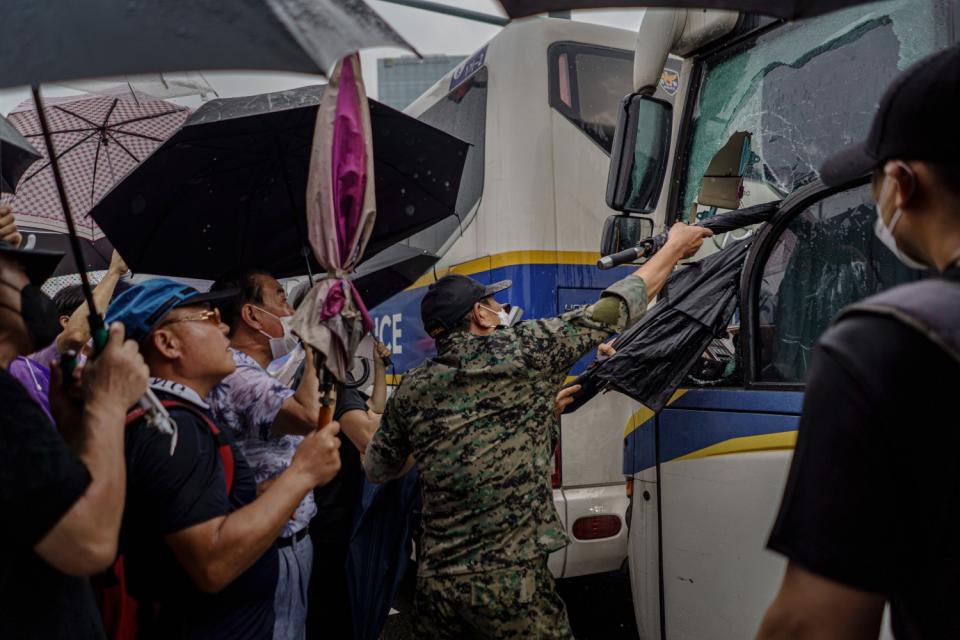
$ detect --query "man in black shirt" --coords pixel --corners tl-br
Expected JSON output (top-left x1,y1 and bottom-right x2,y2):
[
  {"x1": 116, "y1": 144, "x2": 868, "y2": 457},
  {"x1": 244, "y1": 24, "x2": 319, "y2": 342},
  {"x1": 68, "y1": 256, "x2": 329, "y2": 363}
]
[
  {"x1": 759, "y1": 46, "x2": 960, "y2": 639},
  {"x1": 0, "y1": 239, "x2": 150, "y2": 639},
  {"x1": 105, "y1": 278, "x2": 343, "y2": 639}
]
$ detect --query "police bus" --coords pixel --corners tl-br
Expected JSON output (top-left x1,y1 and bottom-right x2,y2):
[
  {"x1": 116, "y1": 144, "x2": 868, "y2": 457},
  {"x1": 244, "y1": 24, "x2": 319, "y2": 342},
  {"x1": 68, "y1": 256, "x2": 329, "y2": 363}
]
[
  {"x1": 597, "y1": 0, "x2": 958, "y2": 637},
  {"x1": 369, "y1": 19, "x2": 655, "y2": 580}
]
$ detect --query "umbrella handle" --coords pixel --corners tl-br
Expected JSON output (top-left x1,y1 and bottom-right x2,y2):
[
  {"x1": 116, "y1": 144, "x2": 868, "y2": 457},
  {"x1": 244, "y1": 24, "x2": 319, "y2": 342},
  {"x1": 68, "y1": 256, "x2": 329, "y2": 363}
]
[{"x1": 318, "y1": 404, "x2": 334, "y2": 428}]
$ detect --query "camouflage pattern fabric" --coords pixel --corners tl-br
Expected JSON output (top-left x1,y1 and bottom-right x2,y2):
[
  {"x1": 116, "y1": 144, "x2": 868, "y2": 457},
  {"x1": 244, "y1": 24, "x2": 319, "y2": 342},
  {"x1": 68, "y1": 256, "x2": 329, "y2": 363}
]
[
  {"x1": 413, "y1": 557, "x2": 574, "y2": 639},
  {"x1": 363, "y1": 276, "x2": 647, "y2": 577}
]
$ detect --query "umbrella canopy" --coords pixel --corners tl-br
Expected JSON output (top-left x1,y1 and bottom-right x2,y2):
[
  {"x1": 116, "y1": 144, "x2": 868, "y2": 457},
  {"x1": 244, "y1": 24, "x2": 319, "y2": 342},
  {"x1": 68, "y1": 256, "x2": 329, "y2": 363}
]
[
  {"x1": 353, "y1": 244, "x2": 438, "y2": 309},
  {"x1": 0, "y1": 115, "x2": 40, "y2": 194},
  {"x1": 347, "y1": 471, "x2": 421, "y2": 640},
  {"x1": 90, "y1": 86, "x2": 468, "y2": 279},
  {"x1": 566, "y1": 201, "x2": 779, "y2": 414},
  {"x1": 496, "y1": 0, "x2": 878, "y2": 19},
  {"x1": 0, "y1": 0, "x2": 412, "y2": 90},
  {"x1": 1, "y1": 91, "x2": 189, "y2": 242},
  {"x1": 292, "y1": 54, "x2": 376, "y2": 384},
  {"x1": 20, "y1": 227, "x2": 114, "y2": 277}
]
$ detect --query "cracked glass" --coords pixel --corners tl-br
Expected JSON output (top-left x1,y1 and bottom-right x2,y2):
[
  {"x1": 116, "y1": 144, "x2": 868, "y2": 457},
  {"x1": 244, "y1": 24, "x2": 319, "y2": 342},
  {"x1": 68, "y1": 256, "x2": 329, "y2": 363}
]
[{"x1": 678, "y1": 0, "x2": 954, "y2": 223}]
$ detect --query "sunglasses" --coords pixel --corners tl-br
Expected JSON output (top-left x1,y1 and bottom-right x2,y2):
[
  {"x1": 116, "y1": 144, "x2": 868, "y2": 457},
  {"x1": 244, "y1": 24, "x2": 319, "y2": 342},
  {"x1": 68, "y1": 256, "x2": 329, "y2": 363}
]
[{"x1": 158, "y1": 307, "x2": 221, "y2": 329}]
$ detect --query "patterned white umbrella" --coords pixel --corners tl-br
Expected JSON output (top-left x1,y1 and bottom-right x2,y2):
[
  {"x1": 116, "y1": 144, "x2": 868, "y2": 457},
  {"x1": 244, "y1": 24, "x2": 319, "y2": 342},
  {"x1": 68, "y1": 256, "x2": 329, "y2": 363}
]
[{"x1": 2, "y1": 91, "x2": 189, "y2": 242}]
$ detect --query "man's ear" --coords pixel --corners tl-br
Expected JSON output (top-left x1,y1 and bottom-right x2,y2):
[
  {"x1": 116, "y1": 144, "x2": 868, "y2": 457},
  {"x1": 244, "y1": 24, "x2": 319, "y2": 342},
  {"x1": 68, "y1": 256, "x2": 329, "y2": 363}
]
[
  {"x1": 59, "y1": 316, "x2": 70, "y2": 330},
  {"x1": 240, "y1": 303, "x2": 262, "y2": 331},
  {"x1": 472, "y1": 302, "x2": 491, "y2": 330},
  {"x1": 150, "y1": 328, "x2": 180, "y2": 360},
  {"x1": 886, "y1": 160, "x2": 918, "y2": 210}
]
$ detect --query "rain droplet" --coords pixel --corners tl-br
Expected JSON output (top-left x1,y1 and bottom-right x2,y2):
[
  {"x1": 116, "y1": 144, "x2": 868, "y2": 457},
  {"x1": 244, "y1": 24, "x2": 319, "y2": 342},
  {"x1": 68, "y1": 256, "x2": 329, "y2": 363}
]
[
  {"x1": 404, "y1": 205, "x2": 415, "y2": 216},
  {"x1": 399, "y1": 188, "x2": 406, "y2": 196},
  {"x1": 444, "y1": 181, "x2": 450, "y2": 188}
]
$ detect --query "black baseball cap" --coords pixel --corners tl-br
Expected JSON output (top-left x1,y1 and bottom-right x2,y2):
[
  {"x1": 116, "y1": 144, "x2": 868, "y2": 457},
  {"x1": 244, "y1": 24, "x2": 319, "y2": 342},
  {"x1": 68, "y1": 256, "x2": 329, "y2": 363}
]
[
  {"x1": 421, "y1": 274, "x2": 511, "y2": 338},
  {"x1": 820, "y1": 44, "x2": 960, "y2": 187},
  {"x1": 0, "y1": 240, "x2": 64, "y2": 286}
]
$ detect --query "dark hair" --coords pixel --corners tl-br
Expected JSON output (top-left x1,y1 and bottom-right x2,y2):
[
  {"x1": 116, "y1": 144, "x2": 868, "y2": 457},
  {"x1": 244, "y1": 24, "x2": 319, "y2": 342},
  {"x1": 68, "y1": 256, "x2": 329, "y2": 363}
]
[
  {"x1": 52, "y1": 284, "x2": 85, "y2": 317},
  {"x1": 288, "y1": 280, "x2": 312, "y2": 311},
  {"x1": 209, "y1": 269, "x2": 272, "y2": 333},
  {"x1": 929, "y1": 162, "x2": 960, "y2": 200}
]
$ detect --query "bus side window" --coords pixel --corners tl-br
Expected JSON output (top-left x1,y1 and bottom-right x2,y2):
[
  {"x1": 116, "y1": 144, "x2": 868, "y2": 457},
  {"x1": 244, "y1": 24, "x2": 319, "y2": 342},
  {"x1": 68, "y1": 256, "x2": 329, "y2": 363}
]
[{"x1": 756, "y1": 184, "x2": 922, "y2": 383}]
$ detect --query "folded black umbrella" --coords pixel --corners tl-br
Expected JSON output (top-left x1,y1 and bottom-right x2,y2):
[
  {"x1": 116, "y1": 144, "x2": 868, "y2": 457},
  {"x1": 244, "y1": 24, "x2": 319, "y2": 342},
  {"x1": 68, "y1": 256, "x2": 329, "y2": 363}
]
[
  {"x1": 90, "y1": 86, "x2": 468, "y2": 280},
  {"x1": 566, "y1": 201, "x2": 779, "y2": 414},
  {"x1": 497, "y1": 0, "x2": 877, "y2": 19},
  {"x1": 0, "y1": 115, "x2": 40, "y2": 194}
]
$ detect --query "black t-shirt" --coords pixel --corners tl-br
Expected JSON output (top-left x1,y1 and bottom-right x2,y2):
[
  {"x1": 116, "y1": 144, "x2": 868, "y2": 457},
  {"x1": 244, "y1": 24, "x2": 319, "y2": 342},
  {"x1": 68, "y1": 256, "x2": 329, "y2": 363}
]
[
  {"x1": 0, "y1": 368, "x2": 106, "y2": 639},
  {"x1": 312, "y1": 383, "x2": 369, "y2": 543},
  {"x1": 122, "y1": 390, "x2": 278, "y2": 640},
  {"x1": 768, "y1": 265, "x2": 960, "y2": 639}
]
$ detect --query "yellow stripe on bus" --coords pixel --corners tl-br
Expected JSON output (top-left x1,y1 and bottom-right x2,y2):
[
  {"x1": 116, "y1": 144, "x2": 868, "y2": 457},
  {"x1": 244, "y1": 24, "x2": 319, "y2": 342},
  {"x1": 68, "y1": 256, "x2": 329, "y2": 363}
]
[
  {"x1": 407, "y1": 250, "x2": 602, "y2": 290},
  {"x1": 673, "y1": 431, "x2": 798, "y2": 462},
  {"x1": 622, "y1": 389, "x2": 687, "y2": 438}
]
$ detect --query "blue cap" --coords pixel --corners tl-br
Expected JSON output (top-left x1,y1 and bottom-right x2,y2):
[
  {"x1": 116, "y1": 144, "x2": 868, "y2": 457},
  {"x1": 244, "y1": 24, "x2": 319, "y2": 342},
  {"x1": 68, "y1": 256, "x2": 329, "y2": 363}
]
[{"x1": 106, "y1": 278, "x2": 236, "y2": 343}]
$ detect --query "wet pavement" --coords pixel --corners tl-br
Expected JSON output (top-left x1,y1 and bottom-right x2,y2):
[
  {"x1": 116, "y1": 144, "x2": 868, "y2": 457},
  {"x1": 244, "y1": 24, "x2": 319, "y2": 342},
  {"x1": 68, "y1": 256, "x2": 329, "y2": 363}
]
[{"x1": 382, "y1": 566, "x2": 638, "y2": 639}]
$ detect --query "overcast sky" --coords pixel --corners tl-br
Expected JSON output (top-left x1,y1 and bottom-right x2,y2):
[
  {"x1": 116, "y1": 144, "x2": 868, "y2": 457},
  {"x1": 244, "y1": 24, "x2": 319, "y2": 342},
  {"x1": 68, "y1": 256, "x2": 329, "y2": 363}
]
[{"x1": 0, "y1": 2, "x2": 643, "y2": 115}]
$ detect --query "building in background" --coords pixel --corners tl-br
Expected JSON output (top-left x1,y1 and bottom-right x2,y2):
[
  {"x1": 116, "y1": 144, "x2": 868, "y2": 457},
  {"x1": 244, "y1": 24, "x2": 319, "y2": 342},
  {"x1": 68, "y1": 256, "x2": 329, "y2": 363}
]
[{"x1": 377, "y1": 55, "x2": 466, "y2": 110}]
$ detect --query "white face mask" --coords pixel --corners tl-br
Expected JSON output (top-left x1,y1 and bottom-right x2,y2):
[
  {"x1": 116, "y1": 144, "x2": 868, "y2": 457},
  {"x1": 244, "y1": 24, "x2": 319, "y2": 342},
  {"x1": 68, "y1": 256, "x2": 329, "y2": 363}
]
[
  {"x1": 252, "y1": 306, "x2": 299, "y2": 359},
  {"x1": 874, "y1": 174, "x2": 928, "y2": 270},
  {"x1": 479, "y1": 303, "x2": 511, "y2": 327}
]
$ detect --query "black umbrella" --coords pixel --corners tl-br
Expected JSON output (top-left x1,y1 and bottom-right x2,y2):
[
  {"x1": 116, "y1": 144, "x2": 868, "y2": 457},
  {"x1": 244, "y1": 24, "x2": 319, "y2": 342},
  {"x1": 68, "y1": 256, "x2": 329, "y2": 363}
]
[
  {"x1": 20, "y1": 227, "x2": 114, "y2": 277},
  {"x1": 599, "y1": 202, "x2": 779, "y2": 269},
  {"x1": 0, "y1": 115, "x2": 40, "y2": 194},
  {"x1": 90, "y1": 85, "x2": 468, "y2": 280},
  {"x1": 565, "y1": 201, "x2": 779, "y2": 414},
  {"x1": 0, "y1": 0, "x2": 412, "y2": 91},
  {"x1": 352, "y1": 244, "x2": 438, "y2": 308},
  {"x1": 496, "y1": 0, "x2": 877, "y2": 19}
]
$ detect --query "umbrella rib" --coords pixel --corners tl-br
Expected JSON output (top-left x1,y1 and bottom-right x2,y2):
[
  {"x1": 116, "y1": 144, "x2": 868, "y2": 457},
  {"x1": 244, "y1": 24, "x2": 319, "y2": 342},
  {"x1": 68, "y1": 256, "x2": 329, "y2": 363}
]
[
  {"x1": 101, "y1": 98, "x2": 119, "y2": 131},
  {"x1": 52, "y1": 105, "x2": 103, "y2": 130},
  {"x1": 89, "y1": 138, "x2": 104, "y2": 208},
  {"x1": 20, "y1": 130, "x2": 99, "y2": 184},
  {"x1": 103, "y1": 131, "x2": 141, "y2": 163},
  {"x1": 109, "y1": 110, "x2": 184, "y2": 128},
  {"x1": 106, "y1": 129, "x2": 166, "y2": 143},
  {"x1": 24, "y1": 127, "x2": 99, "y2": 137}
]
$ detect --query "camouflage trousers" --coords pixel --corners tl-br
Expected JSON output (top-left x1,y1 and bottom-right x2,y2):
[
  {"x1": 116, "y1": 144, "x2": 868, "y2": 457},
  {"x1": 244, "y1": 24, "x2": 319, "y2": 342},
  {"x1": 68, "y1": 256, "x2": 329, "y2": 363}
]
[{"x1": 413, "y1": 558, "x2": 574, "y2": 639}]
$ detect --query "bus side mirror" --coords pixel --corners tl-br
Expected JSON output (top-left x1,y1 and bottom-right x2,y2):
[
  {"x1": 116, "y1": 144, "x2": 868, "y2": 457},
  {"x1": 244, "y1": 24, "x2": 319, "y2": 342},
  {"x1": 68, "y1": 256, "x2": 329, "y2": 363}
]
[
  {"x1": 605, "y1": 93, "x2": 672, "y2": 214},
  {"x1": 601, "y1": 214, "x2": 654, "y2": 256}
]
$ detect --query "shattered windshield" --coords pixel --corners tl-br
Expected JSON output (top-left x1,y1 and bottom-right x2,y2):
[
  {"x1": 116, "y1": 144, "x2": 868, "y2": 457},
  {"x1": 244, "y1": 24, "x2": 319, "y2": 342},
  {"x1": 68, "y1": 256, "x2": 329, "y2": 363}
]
[{"x1": 679, "y1": 0, "x2": 953, "y2": 221}]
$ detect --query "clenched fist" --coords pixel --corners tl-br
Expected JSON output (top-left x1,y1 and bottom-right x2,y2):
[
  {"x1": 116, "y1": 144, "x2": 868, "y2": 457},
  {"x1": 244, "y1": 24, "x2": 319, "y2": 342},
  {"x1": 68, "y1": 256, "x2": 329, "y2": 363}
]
[
  {"x1": 0, "y1": 204, "x2": 23, "y2": 248},
  {"x1": 665, "y1": 222, "x2": 713, "y2": 260},
  {"x1": 83, "y1": 322, "x2": 149, "y2": 411},
  {"x1": 291, "y1": 421, "x2": 342, "y2": 487}
]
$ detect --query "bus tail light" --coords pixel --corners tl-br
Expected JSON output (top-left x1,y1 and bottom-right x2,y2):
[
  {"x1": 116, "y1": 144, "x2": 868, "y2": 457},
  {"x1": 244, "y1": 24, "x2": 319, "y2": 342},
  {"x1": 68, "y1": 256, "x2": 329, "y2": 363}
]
[
  {"x1": 551, "y1": 444, "x2": 561, "y2": 489},
  {"x1": 572, "y1": 515, "x2": 622, "y2": 540}
]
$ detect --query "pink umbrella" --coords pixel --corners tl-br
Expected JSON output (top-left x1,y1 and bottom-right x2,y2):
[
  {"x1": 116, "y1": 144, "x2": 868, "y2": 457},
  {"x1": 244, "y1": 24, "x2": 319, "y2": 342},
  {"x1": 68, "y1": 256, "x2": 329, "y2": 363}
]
[
  {"x1": 292, "y1": 53, "x2": 377, "y2": 420},
  {"x1": 1, "y1": 90, "x2": 189, "y2": 241}
]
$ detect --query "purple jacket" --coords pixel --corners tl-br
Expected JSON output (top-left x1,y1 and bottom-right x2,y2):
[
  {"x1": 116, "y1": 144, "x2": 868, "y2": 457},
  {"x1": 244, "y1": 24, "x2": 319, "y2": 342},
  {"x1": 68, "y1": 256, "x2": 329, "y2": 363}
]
[{"x1": 8, "y1": 356, "x2": 54, "y2": 424}]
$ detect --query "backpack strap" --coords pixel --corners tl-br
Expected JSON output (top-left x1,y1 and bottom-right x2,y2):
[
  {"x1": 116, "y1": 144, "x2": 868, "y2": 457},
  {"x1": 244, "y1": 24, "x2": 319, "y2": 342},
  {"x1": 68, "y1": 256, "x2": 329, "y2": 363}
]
[
  {"x1": 126, "y1": 399, "x2": 235, "y2": 493},
  {"x1": 834, "y1": 279, "x2": 960, "y2": 366}
]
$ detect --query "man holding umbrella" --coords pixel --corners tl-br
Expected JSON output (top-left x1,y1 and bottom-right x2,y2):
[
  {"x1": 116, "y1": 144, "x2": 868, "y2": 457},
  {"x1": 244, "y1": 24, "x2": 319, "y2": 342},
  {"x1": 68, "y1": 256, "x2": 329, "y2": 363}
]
[
  {"x1": 0, "y1": 239, "x2": 149, "y2": 639},
  {"x1": 363, "y1": 222, "x2": 710, "y2": 638}
]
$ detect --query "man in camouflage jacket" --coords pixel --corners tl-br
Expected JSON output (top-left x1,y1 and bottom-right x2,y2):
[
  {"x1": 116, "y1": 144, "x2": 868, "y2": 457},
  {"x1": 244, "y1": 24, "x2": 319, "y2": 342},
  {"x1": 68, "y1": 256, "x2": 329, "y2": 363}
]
[{"x1": 364, "y1": 223, "x2": 711, "y2": 638}]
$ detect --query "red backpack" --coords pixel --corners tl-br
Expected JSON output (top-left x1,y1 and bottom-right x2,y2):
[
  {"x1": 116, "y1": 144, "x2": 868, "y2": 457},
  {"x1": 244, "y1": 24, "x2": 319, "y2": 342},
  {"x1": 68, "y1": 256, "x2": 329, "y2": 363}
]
[{"x1": 94, "y1": 399, "x2": 235, "y2": 640}]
